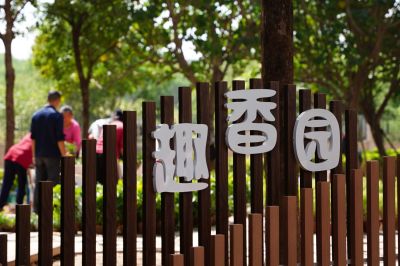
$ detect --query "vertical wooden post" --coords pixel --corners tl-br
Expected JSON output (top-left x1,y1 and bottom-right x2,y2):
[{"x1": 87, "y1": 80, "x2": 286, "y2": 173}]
[
  {"x1": 331, "y1": 174, "x2": 346, "y2": 266},
  {"x1": 249, "y1": 214, "x2": 262, "y2": 266},
  {"x1": 16, "y1": 204, "x2": 30, "y2": 266},
  {"x1": 249, "y1": 78, "x2": 264, "y2": 213},
  {"x1": 367, "y1": 161, "x2": 379, "y2": 266},
  {"x1": 215, "y1": 81, "x2": 229, "y2": 263},
  {"x1": 281, "y1": 196, "x2": 297, "y2": 266},
  {"x1": 329, "y1": 101, "x2": 343, "y2": 176},
  {"x1": 266, "y1": 81, "x2": 281, "y2": 205},
  {"x1": 142, "y1": 101, "x2": 156, "y2": 266},
  {"x1": 0, "y1": 234, "x2": 6, "y2": 266},
  {"x1": 316, "y1": 181, "x2": 330, "y2": 266},
  {"x1": 231, "y1": 80, "x2": 247, "y2": 265},
  {"x1": 178, "y1": 87, "x2": 193, "y2": 265},
  {"x1": 265, "y1": 206, "x2": 279, "y2": 266},
  {"x1": 397, "y1": 155, "x2": 400, "y2": 264},
  {"x1": 61, "y1": 156, "x2": 75, "y2": 266},
  {"x1": 350, "y1": 169, "x2": 363, "y2": 266},
  {"x1": 196, "y1": 82, "x2": 211, "y2": 264},
  {"x1": 300, "y1": 188, "x2": 313, "y2": 266},
  {"x1": 190, "y1": 247, "x2": 205, "y2": 266},
  {"x1": 170, "y1": 254, "x2": 184, "y2": 266},
  {"x1": 123, "y1": 111, "x2": 137, "y2": 266},
  {"x1": 284, "y1": 84, "x2": 297, "y2": 195},
  {"x1": 314, "y1": 93, "x2": 327, "y2": 182},
  {"x1": 299, "y1": 89, "x2": 312, "y2": 188},
  {"x1": 383, "y1": 157, "x2": 396, "y2": 266},
  {"x1": 82, "y1": 139, "x2": 96, "y2": 266},
  {"x1": 345, "y1": 109, "x2": 358, "y2": 261},
  {"x1": 160, "y1": 96, "x2": 175, "y2": 266},
  {"x1": 230, "y1": 224, "x2": 244, "y2": 266},
  {"x1": 39, "y1": 181, "x2": 53, "y2": 266},
  {"x1": 103, "y1": 125, "x2": 117, "y2": 266},
  {"x1": 211, "y1": 234, "x2": 225, "y2": 266}
]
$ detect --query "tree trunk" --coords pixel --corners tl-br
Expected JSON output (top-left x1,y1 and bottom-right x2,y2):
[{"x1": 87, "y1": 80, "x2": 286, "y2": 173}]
[
  {"x1": 261, "y1": 1, "x2": 294, "y2": 263},
  {"x1": 80, "y1": 81, "x2": 90, "y2": 138},
  {"x1": 261, "y1": 0, "x2": 294, "y2": 201},
  {"x1": 361, "y1": 102, "x2": 386, "y2": 156},
  {"x1": 4, "y1": 38, "x2": 15, "y2": 152}
]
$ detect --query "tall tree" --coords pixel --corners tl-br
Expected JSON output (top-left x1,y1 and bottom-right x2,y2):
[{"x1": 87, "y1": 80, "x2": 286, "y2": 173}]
[
  {"x1": 128, "y1": 0, "x2": 260, "y2": 134},
  {"x1": 33, "y1": 0, "x2": 132, "y2": 135},
  {"x1": 294, "y1": 0, "x2": 400, "y2": 156},
  {"x1": 0, "y1": 0, "x2": 33, "y2": 152}
]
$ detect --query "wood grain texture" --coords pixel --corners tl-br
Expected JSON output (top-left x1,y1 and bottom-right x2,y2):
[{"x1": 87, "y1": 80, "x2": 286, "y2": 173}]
[
  {"x1": 350, "y1": 169, "x2": 363, "y2": 266},
  {"x1": 16, "y1": 204, "x2": 30, "y2": 266},
  {"x1": 211, "y1": 234, "x2": 225, "y2": 266},
  {"x1": 160, "y1": 96, "x2": 175, "y2": 266},
  {"x1": 331, "y1": 174, "x2": 346, "y2": 266},
  {"x1": 249, "y1": 213, "x2": 262, "y2": 266},
  {"x1": 123, "y1": 111, "x2": 137, "y2": 266},
  {"x1": 299, "y1": 89, "x2": 312, "y2": 188},
  {"x1": 281, "y1": 196, "x2": 297, "y2": 266},
  {"x1": 300, "y1": 188, "x2": 313, "y2": 266},
  {"x1": 82, "y1": 139, "x2": 97, "y2": 266},
  {"x1": 316, "y1": 181, "x2": 330, "y2": 266},
  {"x1": 61, "y1": 156, "x2": 75, "y2": 266},
  {"x1": 265, "y1": 206, "x2": 279, "y2": 266},
  {"x1": 170, "y1": 254, "x2": 184, "y2": 266},
  {"x1": 190, "y1": 246, "x2": 205, "y2": 266},
  {"x1": 230, "y1": 224, "x2": 244, "y2": 266},
  {"x1": 39, "y1": 181, "x2": 53, "y2": 266},
  {"x1": 0, "y1": 234, "x2": 6, "y2": 266},
  {"x1": 178, "y1": 87, "x2": 194, "y2": 266},
  {"x1": 383, "y1": 157, "x2": 396, "y2": 266},
  {"x1": 367, "y1": 161, "x2": 379, "y2": 266},
  {"x1": 196, "y1": 82, "x2": 211, "y2": 265},
  {"x1": 142, "y1": 101, "x2": 157, "y2": 266}
]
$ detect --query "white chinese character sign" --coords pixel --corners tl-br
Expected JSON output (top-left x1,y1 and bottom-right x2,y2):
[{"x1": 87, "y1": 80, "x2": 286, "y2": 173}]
[
  {"x1": 293, "y1": 109, "x2": 341, "y2": 172},
  {"x1": 225, "y1": 89, "x2": 277, "y2": 155},
  {"x1": 152, "y1": 123, "x2": 209, "y2": 193}
]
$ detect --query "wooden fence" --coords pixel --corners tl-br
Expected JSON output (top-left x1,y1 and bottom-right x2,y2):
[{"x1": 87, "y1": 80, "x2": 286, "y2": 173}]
[{"x1": 0, "y1": 79, "x2": 399, "y2": 266}]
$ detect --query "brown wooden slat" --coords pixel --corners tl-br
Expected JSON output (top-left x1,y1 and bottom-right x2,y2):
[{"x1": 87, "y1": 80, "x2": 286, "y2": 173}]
[
  {"x1": 316, "y1": 181, "x2": 330, "y2": 266},
  {"x1": 230, "y1": 224, "x2": 244, "y2": 266},
  {"x1": 178, "y1": 87, "x2": 194, "y2": 265},
  {"x1": 39, "y1": 181, "x2": 53, "y2": 266},
  {"x1": 142, "y1": 101, "x2": 157, "y2": 266},
  {"x1": 231, "y1": 80, "x2": 247, "y2": 265},
  {"x1": 397, "y1": 155, "x2": 400, "y2": 264},
  {"x1": 211, "y1": 234, "x2": 225, "y2": 266},
  {"x1": 61, "y1": 156, "x2": 75, "y2": 266},
  {"x1": 16, "y1": 204, "x2": 30, "y2": 266},
  {"x1": 314, "y1": 93, "x2": 327, "y2": 182},
  {"x1": 331, "y1": 174, "x2": 346, "y2": 266},
  {"x1": 215, "y1": 81, "x2": 229, "y2": 263},
  {"x1": 299, "y1": 89, "x2": 312, "y2": 188},
  {"x1": 300, "y1": 188, "x2": 313, "y2": 266},
  {"x1": 103, "y1": 125, "x2": 118, "y2": 266},
  {"x1": 82, "y1": 139, "x2": 96, "y2": 266},
  {"x1": 190, "y1": 247, "x2": 205, "y2": 266},
  {"x1": 160, "y1": 96, "x2": 175, "y2": 266},
  {"x1": 367, "y1": 161, "x2": 379, "y2": 266},
  {"x1": 123, "y1": 111, "x2": 137, "y2": 266},
  {"x1": 170, "y1": 254, "x2": 184, "y2": 266},
  {"x1": 281, "y1": 196, "x2": 297, "y2": 266},
  {"x1": 350, "y1": 169, "x2": 363, "y2": 266},
  {"x1": 266, "y1": 81, "x2": 281, "y2": 206},
  {"x1": 249, "y1": 213, "x2": 262, "y2": 266},
  {"x1": 196, "y1": 82, "x2": 211, "y2": 265},
  {"x1": 345, "y1": 109, "x2": 358, "y2": 261},
  {"x1": 249, "y1": 78, "x2": 264, "y2": 212},
  {"x1": 284, "y1": 84, "x2": 297, "y2": 195},
  {"x1": 383, "y1": 156, "x2": 396, "y2": 266},
  {"x1": 0, "y1": 234, "x2": 6, "y2": 266},
  {"x1": 265, "y1": 206, "x2": 279, "y2": 266},
  {"x1": 329, "y1": 101, "x2": 343, "y2": 175}
]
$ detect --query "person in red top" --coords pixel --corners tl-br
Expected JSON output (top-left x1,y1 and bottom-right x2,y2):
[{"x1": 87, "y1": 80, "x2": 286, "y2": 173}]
[
  {"x1": 94, "y1": 110, "x2": 123, "y2": 184},
  {"x1": 0, "y1": 133, "x2": 33, "y2": 210}
]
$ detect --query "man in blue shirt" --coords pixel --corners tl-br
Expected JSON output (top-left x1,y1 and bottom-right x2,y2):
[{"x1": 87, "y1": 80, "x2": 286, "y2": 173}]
[{"x1": 31, "y1": 91, "x2": 66, "y2": 213}]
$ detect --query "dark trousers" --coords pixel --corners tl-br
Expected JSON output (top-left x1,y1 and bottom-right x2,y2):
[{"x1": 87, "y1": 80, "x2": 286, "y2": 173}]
[
  {"x1": 0, "y1": 160, "x2": 27, "y2": 208},
  {"x1": 34, "y1": 157, "x2": 60, "y2": 213}
]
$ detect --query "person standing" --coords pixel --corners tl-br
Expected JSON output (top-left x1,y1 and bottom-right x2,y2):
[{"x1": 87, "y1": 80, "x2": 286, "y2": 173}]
[
  {"x1": 31, "y1": 91, "x2": 66, "y2": 212},
  {"x1": 61, "y1": 105, "x2": 82, "y2": 156},
  {"x1": 0, "y1": 133, "x2": 33, "y2": 211}
]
